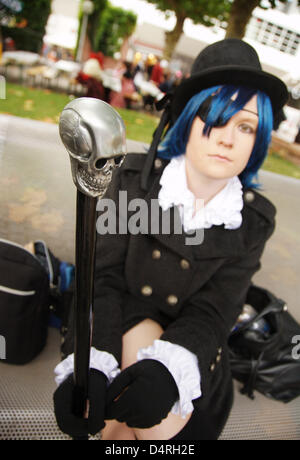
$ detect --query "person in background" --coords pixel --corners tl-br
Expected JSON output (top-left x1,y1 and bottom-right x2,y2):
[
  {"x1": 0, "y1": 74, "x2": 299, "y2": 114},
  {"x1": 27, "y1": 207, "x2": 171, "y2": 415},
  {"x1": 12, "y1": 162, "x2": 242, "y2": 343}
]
[
  {"x1": 159, "y1": 69, "x2": 174, "y2": 94},
  {"x1": 110, "y1": 61, "x2": 137, "y2": 109},
  {"x1": 150, "y1": 56, "x2": 164, "y2": 87},
  {"x1": 76, "y1": 53, "x2": 105, "y2": 101}
]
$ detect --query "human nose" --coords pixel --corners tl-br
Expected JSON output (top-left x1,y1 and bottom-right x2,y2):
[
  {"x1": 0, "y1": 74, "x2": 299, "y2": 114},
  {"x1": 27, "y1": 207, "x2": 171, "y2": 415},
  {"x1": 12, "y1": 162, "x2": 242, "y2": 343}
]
[{"x1": 217, "y1": 122, "x2": 234, "y2": 148}]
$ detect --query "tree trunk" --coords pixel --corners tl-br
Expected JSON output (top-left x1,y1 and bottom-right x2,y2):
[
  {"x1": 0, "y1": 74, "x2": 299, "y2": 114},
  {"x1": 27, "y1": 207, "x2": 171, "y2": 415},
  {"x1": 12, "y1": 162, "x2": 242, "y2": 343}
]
[
  {"x1": 164, "y1": 13, "x2": 186, "y2": 61},
  {"x1": 225, "y1": 0, "x2": 260, "y2": 38}
]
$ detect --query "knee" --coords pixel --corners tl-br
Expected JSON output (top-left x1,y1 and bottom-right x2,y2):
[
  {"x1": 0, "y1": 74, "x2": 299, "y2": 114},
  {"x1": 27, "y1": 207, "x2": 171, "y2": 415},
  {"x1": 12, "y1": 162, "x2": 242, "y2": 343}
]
[
  {"x1": 121, "y1": 319, "x2": 164, "y2": 370},
  {"x1": 133, "y1": 411, "x2": 193, "y2": 441}
]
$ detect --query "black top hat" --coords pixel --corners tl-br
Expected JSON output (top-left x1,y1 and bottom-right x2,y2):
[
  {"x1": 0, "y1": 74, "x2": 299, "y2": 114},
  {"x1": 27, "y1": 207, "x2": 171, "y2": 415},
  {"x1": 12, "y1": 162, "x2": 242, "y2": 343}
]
[{"x1": 172, "y1": 38, "x2": 288, "y2": 119}]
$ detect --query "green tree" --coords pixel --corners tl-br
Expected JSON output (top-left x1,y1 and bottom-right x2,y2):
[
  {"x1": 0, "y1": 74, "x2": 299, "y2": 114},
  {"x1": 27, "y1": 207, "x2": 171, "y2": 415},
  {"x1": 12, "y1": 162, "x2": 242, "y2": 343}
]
[
  {"x1": 145, "y1": 0, "x2": 300, "y2": 58},
  {"x1": 0, "y1": 1, "x2": 22, "y2": 21},
  {"x1": 226, "y1": 0, "x2": 300, "y2": 38},
  {"x1": 1, "y1": 0, "x2": 51, "y2": 53},
  {"x1": 94, "y1": 4, "x2": 137, "y2": 57},
  {"x1": 0, "y1": 0, "x2": 23, "y2": 54},
  {"x1": 144, "y1": 0, "x2": 231, "y2": 60},
  {"x1": 76, "y1": 0, "x2": 108, "y2": 56},
  {"x1": 87, "y1": 0, "x2": 108, "y2": 50}
]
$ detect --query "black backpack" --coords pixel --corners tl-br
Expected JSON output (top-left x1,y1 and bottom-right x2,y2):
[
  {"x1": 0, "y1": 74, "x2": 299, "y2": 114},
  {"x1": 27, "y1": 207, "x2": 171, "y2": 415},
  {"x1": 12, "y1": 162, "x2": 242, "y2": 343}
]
[
  {"x1": 0, "y1": 239, "x2": 61, "y2": 364},
  {"x1": 229, "y1": 284, "x2": 300, "y2": 403}
]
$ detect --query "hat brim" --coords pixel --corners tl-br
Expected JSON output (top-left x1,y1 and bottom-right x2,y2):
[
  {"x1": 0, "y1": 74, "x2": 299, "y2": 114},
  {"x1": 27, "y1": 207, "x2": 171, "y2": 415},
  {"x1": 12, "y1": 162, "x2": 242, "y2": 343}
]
[{"x1": 172, "y1": 65, "x2": 288, "y2": 120}]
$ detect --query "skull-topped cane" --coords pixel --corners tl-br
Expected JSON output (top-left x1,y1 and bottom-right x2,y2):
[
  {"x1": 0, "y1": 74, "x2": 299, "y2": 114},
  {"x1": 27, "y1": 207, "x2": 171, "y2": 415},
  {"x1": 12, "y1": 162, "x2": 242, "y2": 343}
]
[{"x1": 59, "y1": 98, "x2": 126, "y2": 439}]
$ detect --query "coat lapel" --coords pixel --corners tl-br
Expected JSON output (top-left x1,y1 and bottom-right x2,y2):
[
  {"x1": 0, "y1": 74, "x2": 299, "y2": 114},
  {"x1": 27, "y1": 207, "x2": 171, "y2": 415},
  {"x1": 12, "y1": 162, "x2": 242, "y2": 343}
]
[{"x1": 142, "y1": 174, "x2": 194, "y2": 263}]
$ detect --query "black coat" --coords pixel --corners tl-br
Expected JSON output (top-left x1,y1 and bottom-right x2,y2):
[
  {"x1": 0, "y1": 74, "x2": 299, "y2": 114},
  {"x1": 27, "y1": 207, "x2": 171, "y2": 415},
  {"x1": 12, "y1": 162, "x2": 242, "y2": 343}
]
[{"x1": 64, "y1": 153, "x2": 276, "y2": 438}]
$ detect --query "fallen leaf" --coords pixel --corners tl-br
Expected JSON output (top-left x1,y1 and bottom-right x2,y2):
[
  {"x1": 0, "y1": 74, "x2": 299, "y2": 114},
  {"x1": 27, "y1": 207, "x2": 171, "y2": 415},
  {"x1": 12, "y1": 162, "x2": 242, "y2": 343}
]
[
  {"x1": 23, "y1": 100, "x2": 34, "y2": 111},
  {"x1": 21, "y1": 188, "x2": 47, "y2": 207},
  {"x1": 30, "y1": 210, "x2": 64, "y2": 234},
  {"x1": 8, "y1": 202, "x2": 38, "y2": 223}
]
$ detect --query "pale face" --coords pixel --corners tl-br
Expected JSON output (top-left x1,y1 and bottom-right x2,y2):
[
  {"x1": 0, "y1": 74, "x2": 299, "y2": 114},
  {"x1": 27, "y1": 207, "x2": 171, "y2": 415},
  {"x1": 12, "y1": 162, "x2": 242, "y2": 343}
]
[{"x1": 185, "y1": 95, "x2": 259, "y2": 183}]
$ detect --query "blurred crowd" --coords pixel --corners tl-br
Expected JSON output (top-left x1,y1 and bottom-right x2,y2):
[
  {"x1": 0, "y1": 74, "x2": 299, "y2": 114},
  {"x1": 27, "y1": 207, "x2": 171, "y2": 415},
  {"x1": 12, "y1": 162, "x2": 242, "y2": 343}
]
[
  {"x1": 76, "y1": 51, "x2": 187, "y2": 112},
  {"x1": 1, "y1": 38, "x2": 187, "y2": 114}
]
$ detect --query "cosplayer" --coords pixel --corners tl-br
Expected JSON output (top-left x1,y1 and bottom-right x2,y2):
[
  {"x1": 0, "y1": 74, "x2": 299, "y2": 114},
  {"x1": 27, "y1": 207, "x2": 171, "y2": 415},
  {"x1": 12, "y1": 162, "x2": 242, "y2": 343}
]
[{"x1": 53, "y1": 39, "x2": 288, "y2": 440}]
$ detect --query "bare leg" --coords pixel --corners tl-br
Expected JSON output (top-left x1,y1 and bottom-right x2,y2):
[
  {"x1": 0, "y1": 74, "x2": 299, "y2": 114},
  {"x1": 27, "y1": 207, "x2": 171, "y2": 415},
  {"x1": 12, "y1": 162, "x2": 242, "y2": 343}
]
[
  {"x1": 102, "y1": 319, "x2": 192, "y2": 440},
  {"x1": 101, "y1": 420, "x2": 136, "y2": 440}
]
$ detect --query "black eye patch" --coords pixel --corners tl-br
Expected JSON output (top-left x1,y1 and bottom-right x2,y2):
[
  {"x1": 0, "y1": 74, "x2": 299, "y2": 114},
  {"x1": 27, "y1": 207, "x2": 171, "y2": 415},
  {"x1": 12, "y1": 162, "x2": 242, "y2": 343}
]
[
  {"x1": 196, "y1": 95, "x2": 231, "y2": 129},
  {"x1": 197, "y1": 95, "x2": 214, "y2": 123}
]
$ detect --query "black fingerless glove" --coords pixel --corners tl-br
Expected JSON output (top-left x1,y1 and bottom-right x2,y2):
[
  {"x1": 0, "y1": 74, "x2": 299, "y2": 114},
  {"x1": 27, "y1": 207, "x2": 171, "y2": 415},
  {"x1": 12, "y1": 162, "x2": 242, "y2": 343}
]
[
  {"x1": 105, "y1": 359, "x2": 179, "y2": 429},
  {"x1": 53, "y1": 369, "x2": 107, "y2": 438}
]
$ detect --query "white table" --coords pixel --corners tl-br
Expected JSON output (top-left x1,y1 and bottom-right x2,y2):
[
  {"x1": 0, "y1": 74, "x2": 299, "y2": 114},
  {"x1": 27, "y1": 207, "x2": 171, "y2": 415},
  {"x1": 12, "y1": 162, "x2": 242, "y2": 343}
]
[
  {"x1": 54, "y1": 60, "x2": 81, "y2": 77},
  {"x1": 2, "y1": 51, "x2": 40, "y2": 66}
]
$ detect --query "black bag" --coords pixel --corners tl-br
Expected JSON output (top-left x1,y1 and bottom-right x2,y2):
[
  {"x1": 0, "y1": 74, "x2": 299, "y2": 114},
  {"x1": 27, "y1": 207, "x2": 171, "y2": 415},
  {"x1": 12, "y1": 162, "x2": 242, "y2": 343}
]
[
  {"x1": 0, "y1": 239, "x2": 61, "y2": 364},
  {"x1": 229, "y1": 284, "x2": 300, "y2": 403}
]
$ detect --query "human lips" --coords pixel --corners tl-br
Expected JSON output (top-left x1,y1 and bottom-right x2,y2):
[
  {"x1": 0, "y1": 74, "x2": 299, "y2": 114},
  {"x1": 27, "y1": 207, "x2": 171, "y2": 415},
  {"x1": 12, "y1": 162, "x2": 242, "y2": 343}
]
[{"x1": 208, "y1": 154, "x2": 232, "y2": 163}]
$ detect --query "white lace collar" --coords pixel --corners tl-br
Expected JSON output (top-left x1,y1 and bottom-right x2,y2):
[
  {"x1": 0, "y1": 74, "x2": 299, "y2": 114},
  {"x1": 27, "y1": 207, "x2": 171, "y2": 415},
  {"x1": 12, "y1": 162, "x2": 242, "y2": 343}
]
[{"x1": 158, "y1": 155, "x2": 244, "y2": 232}]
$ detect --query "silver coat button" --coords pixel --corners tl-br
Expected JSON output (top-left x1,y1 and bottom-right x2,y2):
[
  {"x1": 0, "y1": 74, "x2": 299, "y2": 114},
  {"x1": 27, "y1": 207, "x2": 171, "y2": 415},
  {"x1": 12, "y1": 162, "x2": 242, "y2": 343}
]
[
  {"x1": 141, "y1": 285, "x2": 152, "y2": 296},
  {"x1": 167, "y1": 295, "x2": 178, "y2": 306},
  {"x1": 152, "y1": 249, "x2": 161, "y2": 260},
  {"x1": 210, "y1": 363, "x2": 216, "y2": 372},
  {"x1": 154, "y1": 159, "x2": 162, "y2": 169},
  {"x1": 245, "y1": 191, "x2": 255, "y2": 203},
  {"x1": 180, "y1": 259, "x2": 190, "y2": 270}
]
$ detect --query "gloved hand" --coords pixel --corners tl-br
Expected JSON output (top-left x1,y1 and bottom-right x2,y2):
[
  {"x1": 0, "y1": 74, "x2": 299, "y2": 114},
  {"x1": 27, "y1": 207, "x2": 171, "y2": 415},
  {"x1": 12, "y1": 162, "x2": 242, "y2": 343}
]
[
  {"x1": 53, "y1": 369, "x2": 107, "y2": 438},
  {"x1": 105, "y1": 359, "x2": 179, "y2": 429}
]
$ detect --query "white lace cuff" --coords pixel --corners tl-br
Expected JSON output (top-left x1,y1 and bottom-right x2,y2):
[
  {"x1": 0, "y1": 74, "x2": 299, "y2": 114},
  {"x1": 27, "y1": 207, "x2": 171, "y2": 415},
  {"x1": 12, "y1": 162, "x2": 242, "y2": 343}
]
[
  {"x1": 54, "y1": 347, "x2": 121, "y2": 386},
  {"x1": 137, "y1": 339, "x2": 201, "y2": 418}
]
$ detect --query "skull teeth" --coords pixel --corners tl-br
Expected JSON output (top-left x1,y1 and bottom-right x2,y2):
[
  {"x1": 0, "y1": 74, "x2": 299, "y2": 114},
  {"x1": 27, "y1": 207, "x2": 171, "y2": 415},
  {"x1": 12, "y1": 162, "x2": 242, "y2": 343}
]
[
  {"x1": 80, "y1": 168, "x2": 104, "y2": 184},
  {"x1": 77, "y1": 167, "x2": 111, "y2": 193}
]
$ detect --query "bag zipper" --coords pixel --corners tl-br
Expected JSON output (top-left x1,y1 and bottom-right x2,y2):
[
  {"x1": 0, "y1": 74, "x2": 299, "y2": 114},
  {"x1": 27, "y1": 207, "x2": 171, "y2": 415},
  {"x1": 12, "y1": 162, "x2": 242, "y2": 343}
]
[
  {"x1": 34, "y1": 240, "x2": 54, "y2": 286},
  {"x1": 0, "y1": 284, "x2": 35, "y2": 296}
]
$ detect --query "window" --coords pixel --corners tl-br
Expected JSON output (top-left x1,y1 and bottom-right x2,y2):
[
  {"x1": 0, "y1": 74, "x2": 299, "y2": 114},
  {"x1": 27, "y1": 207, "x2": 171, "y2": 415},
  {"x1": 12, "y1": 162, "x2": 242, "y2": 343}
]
[{"x1": 246, "y1": 17, "x2": 299, "y2": 55}]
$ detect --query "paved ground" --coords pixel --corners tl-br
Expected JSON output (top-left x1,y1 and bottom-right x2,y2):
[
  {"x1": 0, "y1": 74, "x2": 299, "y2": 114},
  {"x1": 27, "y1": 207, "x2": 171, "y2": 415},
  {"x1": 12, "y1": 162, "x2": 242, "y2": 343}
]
[{"x1": 0, "y1": 114, "x2": 299, "y2": 440}]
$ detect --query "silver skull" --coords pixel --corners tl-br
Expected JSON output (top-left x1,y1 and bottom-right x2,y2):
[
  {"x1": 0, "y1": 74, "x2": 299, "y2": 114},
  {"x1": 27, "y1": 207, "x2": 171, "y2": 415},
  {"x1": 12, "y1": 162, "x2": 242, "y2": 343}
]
[{"x1": 59, "y1": 97, "x2": 127, "y2": 198}]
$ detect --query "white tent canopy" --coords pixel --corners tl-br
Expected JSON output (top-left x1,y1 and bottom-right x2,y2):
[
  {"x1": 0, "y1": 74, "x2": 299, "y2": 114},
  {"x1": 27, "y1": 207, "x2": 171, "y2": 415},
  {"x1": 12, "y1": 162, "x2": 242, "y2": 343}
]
[{"x1": 43, "y1": 14, "x2": 79, "y2": 50}]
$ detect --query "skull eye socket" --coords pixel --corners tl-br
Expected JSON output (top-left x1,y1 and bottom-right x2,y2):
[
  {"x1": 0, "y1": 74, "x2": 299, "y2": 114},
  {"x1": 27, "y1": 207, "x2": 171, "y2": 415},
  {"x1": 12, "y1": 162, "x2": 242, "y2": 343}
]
[
  {"x1": 94, "y1": 155, "x2": 125, "y2": 171},
  {"x1": 114, "y1": 155, "x2": 125, "y2": 166},
  {"x1": 95, "y1": 159, "x2": 108, "y2": 170}
]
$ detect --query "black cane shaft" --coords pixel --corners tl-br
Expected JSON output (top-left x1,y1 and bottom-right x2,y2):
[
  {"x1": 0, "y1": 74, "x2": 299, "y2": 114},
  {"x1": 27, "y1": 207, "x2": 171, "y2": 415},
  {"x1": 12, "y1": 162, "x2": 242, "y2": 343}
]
[{"x1": 73, "y1": 190, "x2": 97, "y2": 419}]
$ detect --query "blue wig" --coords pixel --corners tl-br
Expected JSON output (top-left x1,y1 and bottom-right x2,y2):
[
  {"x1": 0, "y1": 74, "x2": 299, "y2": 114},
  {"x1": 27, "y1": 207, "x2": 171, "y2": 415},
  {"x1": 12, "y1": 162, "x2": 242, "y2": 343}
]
[{"x1": 158, "y1": 85, "x2": 273, "y2": 189}]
